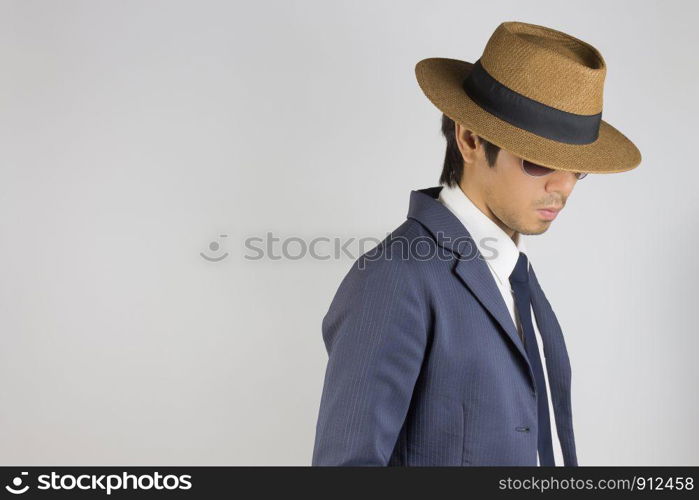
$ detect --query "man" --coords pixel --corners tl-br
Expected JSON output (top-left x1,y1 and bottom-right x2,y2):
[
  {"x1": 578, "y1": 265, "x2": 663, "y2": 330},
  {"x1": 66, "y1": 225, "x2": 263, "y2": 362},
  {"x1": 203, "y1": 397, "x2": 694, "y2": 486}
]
[{"x1": 311, "y1": 21, "x2": 641, "y2": 466}]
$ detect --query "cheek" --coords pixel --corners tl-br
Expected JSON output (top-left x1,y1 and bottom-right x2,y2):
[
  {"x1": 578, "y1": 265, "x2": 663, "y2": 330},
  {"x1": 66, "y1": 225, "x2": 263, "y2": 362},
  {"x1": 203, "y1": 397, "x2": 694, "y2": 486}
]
[{"x1": 494, "y1": 176, "x2": 533, "y2": 209}]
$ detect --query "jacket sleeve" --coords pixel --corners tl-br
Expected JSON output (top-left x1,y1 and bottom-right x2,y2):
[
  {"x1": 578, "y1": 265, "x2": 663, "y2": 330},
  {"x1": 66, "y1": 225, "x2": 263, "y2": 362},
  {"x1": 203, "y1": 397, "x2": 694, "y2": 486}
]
[{"x1": 311, "y1": 251, "x2": 429, "y2": 465}]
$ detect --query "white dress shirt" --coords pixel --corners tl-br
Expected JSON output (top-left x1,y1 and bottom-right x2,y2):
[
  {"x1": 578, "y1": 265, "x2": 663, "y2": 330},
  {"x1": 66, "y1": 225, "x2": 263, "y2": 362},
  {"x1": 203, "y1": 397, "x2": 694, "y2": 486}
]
[{"x1": 437, "y1": 182, "x2": 563, "y2": 466}]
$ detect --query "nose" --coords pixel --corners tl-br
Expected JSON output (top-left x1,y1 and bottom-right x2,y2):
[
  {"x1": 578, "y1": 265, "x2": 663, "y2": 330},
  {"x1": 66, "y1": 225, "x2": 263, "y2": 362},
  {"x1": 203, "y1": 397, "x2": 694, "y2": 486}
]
[{"x1": 545, "y1": 169, "x2": 577, "y2": 197}]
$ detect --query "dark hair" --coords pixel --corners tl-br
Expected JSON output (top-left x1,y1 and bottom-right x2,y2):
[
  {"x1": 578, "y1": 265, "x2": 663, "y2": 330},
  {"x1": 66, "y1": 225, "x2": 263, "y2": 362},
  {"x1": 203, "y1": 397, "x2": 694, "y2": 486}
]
[{"x1": 439, "y1": 113, "x2": 500, "y2": 187}]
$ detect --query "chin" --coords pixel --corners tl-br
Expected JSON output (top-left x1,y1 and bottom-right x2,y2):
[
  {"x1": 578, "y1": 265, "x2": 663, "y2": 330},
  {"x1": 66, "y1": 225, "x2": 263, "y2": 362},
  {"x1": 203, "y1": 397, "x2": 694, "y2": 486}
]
[{"x1": 518, "y1": 223, "x2": 550, "y2": 236}]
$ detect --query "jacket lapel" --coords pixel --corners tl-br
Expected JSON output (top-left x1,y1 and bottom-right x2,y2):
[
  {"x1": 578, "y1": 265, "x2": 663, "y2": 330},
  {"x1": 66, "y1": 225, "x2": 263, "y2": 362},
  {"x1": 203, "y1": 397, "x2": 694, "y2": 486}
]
[
  {"x1": 453, "y1": 257, "x2": 531, "y2": 369},
  {"x1": 407, "y1": 187, "x2": 535, "y2": 389}
]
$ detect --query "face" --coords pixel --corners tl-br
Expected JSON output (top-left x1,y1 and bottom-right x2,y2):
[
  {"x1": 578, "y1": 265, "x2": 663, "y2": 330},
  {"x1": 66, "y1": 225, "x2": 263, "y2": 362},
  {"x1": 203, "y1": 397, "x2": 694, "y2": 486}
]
[{"x1": 456, "y1": 126, "x2": 580, "y2": 237}]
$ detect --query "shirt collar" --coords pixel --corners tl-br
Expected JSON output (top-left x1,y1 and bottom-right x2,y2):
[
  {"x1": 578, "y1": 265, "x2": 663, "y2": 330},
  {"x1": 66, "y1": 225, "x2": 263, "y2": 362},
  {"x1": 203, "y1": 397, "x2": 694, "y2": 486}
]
[{"x1": 437, "y1": 182, "x2": 527, "y2": 288}]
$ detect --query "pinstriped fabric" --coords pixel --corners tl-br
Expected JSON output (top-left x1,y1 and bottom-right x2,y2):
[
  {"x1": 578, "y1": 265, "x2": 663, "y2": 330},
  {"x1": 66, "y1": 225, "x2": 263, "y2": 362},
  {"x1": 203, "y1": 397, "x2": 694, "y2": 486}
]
[
  {"x1": 312, "y1": 219, "x2": 430, "y2": 466},
  {"x1": 529, "y1": 264, "x2": 579, "y2": 466},
  {"x1": 312, "y1": 186, "x2": 578, "y2": 466}
]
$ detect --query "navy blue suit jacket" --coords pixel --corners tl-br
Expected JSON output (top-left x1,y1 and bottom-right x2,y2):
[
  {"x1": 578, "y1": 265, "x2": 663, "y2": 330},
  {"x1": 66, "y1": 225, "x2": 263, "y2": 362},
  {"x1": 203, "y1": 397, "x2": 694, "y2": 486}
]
[{"x1": 312, "y1": 186, "x2": 578, "y2": 466}]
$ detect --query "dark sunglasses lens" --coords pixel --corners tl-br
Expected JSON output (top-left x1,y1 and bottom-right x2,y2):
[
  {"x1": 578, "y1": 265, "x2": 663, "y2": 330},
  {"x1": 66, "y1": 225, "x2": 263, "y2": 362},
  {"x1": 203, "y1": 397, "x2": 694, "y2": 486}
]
[
  {"x1": 523, "y1": 160, "x2": 589, "y2": 180},
  {"x1": 522, "y1": 160, "x2": 554, "y2": 176}
]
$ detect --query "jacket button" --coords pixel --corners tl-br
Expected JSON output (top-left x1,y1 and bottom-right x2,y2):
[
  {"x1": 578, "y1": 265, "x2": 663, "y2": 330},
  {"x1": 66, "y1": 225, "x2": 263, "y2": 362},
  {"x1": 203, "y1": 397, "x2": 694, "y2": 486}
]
[{"x1": 515, "y1": 426, "x2": 530, "y2": 432}]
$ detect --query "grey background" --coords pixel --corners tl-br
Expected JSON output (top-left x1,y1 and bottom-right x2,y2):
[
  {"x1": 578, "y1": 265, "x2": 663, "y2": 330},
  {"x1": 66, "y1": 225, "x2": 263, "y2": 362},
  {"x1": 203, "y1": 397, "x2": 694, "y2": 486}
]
[{"x1": 1, "y1": 0, "x2": 697, "y2": 465}]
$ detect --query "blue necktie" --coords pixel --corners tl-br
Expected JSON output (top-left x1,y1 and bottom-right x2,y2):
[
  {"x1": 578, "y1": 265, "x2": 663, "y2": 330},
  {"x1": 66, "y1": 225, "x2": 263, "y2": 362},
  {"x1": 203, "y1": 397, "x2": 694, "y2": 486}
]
[{"x1": 509, "y1": 251, "x2": 555, "y2": 466}]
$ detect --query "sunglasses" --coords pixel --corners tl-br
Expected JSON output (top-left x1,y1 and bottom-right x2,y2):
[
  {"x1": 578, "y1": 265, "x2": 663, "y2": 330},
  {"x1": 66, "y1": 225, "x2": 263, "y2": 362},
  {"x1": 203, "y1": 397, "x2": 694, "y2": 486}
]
[{"x1": 520, "y1": 158, "x2": 588, "y2": 180}]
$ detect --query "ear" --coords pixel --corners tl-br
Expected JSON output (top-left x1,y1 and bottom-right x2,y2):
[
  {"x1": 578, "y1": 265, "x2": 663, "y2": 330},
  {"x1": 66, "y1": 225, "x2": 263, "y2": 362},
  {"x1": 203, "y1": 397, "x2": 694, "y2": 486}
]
[{"x1": 454, "y1": 122, "x2": 480, "y2": 165}]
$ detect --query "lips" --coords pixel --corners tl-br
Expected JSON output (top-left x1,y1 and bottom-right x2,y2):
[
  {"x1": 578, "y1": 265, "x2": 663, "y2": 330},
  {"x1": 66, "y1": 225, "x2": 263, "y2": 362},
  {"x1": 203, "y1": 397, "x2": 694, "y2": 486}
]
[{"x1": 537, "y1": 207, "x2": 561, "y2": 221}]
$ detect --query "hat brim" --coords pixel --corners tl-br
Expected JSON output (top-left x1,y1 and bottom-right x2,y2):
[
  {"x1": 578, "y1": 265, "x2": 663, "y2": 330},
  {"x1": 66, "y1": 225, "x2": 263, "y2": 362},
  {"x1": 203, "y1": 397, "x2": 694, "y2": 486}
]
[{"x1": 415, "y1": 57, "x2": 641, "y2": 173}]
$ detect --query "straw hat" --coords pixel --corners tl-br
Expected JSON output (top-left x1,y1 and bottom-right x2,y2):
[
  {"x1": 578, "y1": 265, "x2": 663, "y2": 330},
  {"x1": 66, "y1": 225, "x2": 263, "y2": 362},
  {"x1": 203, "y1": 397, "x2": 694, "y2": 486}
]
[{"x1": 415, "y1": 21, "x2": 641, "y2": 174}]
